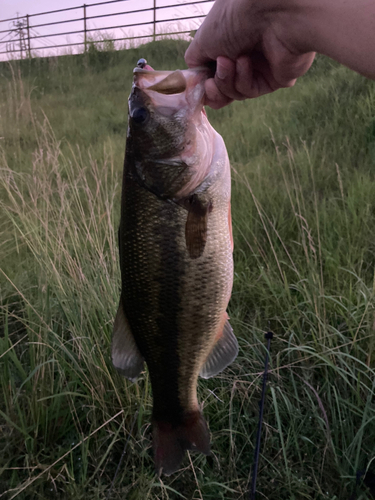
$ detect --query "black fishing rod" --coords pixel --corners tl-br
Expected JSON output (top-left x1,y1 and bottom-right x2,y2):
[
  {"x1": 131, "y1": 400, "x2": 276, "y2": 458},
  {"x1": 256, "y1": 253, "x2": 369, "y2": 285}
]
[{"x1": 249, "y1": 331, "x2": 273, "y2": 500}]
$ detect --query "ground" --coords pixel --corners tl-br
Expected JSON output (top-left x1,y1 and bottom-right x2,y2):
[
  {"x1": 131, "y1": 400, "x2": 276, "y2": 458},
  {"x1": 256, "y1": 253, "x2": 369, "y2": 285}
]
[{"x1": 0, "y1": 39, "x2": 374, "y2": 499}]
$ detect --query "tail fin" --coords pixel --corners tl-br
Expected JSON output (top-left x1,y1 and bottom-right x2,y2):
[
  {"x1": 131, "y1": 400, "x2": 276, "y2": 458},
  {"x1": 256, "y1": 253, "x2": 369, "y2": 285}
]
[{"x1": 153, "y1": 411, "x2": 210, "y2": 476}]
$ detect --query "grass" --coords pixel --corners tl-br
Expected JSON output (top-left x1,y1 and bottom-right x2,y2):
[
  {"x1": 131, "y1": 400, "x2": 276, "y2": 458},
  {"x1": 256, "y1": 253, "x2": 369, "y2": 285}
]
[{"x1": 0, "y1": 39, "x2": 375, "y2": 499}]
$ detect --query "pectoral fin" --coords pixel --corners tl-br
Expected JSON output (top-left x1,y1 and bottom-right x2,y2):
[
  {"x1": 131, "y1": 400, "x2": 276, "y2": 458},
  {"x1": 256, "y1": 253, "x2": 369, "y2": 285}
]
[
  {"x1": 200, "y1": 313, "x2": 238, "y2": 379},
  {"x1": 112, "y1": 298, "x2": 144, "y2": 381},
  {"x1": 185, "y1": 195, "x2": 211, "y2": 259}
]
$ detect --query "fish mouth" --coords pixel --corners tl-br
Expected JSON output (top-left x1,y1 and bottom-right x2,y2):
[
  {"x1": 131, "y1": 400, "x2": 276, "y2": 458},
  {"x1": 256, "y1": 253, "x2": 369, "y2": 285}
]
[
  {"x1": 134, "y1": 68, "x2": 169, "y2": 75},
  {"x1": 133, "y1": 62, "x2": 215, "y2": 96},
  {"x1": 131, "y1": 58, "x2": 212, "y2": 105},
  {"x1": 132, "y1": 67, "x2": 211, "y2": 111},
  {"x1": 133, "y1": 66, "x2": 210, "y2": 75}
]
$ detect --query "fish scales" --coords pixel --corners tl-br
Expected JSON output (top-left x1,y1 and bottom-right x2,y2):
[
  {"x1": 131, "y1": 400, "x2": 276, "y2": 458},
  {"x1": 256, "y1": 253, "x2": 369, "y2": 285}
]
[{"x1": 112, "y1": 64, "x2": 238, "y2": 476}]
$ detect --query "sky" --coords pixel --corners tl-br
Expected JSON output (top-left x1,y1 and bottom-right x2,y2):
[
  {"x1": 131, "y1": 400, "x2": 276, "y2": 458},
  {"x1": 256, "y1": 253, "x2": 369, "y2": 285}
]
[{"x1": 0, "y1": 0, "x2": 213, "y2": 59}]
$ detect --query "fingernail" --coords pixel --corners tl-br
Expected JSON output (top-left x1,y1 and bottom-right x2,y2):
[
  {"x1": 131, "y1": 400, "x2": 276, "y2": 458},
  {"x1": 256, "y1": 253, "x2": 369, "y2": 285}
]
[{"x1": 216, "y1": 63, "x2": 228, "y2": 80}]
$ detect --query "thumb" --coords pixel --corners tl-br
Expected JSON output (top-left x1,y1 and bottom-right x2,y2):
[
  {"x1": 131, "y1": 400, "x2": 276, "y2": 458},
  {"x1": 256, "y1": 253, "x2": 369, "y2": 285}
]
[{"x1": 185, "y1": 29, "x2": 209, "y2": 68}]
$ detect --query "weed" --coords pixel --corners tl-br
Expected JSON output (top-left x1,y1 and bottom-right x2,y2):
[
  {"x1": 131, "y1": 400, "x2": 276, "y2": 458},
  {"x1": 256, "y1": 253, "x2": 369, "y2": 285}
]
[{"x1": 0, "y1": 42, "x2": 374, "y2": 499}]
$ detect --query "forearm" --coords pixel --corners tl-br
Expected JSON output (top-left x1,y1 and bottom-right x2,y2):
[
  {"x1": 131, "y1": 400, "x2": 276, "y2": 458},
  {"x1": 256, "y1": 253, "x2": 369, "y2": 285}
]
[
  {"x1": 185, "y1": 0, "x2": 375, "y2": 107},
  {"x1": 282, "y1": 0, "x2": 375, "y2": 79}
]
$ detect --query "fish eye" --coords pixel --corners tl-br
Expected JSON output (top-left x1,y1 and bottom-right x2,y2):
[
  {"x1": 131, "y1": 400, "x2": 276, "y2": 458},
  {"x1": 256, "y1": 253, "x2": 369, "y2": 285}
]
[{"x1": 131, "y1": 107, "x2": 149, "y2": 125}]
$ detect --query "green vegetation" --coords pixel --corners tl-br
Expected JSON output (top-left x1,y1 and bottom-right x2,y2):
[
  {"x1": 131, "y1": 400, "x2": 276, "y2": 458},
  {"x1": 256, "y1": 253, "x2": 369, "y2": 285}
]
[{"x1": 1, "y1": 40, "x2": 375, "y2": 499}]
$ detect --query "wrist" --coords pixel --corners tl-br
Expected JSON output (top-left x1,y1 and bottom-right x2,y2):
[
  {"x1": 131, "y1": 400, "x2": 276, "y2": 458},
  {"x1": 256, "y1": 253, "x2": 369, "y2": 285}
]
[
  {"x1": 262, "y1": 0, "x2": 317, "y2": 55},
  {"x1": 273, "y1": 0, "x2": 375, "y2": 79}
]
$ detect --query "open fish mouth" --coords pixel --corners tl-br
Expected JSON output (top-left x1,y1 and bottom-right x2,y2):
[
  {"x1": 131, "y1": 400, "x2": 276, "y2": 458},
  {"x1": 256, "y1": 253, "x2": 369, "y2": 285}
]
[
  {"x1": 133, "y1": 67, "x2": 210, "y2": 97},
  {"x1": 133, "y1": 57, "x2": 212, "y2": 95}
]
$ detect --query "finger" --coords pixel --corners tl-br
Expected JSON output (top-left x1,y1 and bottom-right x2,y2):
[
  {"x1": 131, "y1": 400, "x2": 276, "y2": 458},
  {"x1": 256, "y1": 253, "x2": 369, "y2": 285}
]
[
  {"x1": 253, "y1": 70, "x2": 296, "y2": 98},
  {"x1": 185, "y1": 28, "x2": 210, "y2": 68},
  {"x1": 214, "y1": 56, "x2": 245, "y2": 101},
  {"x1": 204, "y1": 78, "x2": 233, "y2": 109},
  {"x1": 270, "y1": 51, "x2": 315, "y2": 88},
  {"x1": 185, "y1": 43, "x2": 202, "y2": 68},
  {"x1": 263, "y1": 31, "x2": 316, "y2": 85},
  {"x1": 249, "y1": 53, "x2": 296, "y2": 98},
  {"x1": 234, "y1": 56, "x2": 256, "y2": 98}
]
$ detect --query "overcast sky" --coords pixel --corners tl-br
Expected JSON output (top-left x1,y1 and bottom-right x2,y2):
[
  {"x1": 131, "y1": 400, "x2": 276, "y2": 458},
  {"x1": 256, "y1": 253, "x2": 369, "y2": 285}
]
[
  {"x1": 2, "y1": 0, "x2": 94, "y2": 20},
  {"x1": 0, "y1": 0, "x2": 213, "y2": 59}
]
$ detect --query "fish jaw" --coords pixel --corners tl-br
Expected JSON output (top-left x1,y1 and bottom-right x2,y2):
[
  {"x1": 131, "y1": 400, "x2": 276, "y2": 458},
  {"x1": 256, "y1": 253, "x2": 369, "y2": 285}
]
[
  {"x1": 132, "y1": 67, "x2": 208, "y2": 124},
  {"x1": 128, "y1": 67, "x2": 216, "y2": 200}
]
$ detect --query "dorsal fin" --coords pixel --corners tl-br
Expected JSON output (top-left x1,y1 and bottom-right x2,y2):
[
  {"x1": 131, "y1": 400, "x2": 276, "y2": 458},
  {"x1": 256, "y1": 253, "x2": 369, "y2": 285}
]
[
  {"x1": 200, "y1": 313, "x2": 238, "y2": 379},
  {"x1": 112, "y1": 298, "x2": 144, "y2": 381}
]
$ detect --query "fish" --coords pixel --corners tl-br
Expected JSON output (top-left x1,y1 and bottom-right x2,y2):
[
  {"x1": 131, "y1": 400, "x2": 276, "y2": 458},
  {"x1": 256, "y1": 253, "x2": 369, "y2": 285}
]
[{"x1": 112, "y1": 60, "x2": 238, "y2": 476}]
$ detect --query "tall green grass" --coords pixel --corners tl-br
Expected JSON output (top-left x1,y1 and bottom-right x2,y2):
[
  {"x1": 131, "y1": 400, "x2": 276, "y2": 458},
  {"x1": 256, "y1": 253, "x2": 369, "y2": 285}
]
[{"x1": 0, "y1": 40, "x2": 374, "y2": 499}]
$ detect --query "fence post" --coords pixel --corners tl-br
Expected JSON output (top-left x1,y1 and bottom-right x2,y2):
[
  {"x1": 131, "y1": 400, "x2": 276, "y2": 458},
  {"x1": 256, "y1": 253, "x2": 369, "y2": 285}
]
[
  {"x1": 26, "y1": 15, "x2": 31, "y2": 58},
  {"x1": 153, "y1": 0, "x2": 156, "y2": 42},
  {"x1": 83, "y1": 4, "x2": 87, "y2": 52},
  {"x1": 17, "y1": 15, "x2": 23, "y2": 59}
]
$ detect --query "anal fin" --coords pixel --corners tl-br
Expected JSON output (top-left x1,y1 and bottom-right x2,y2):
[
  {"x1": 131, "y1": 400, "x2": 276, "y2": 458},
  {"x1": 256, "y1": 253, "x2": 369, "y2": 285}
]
[
  {"x1": 112, "y1": 297, "x2": 144, "y2": 381},
  {"x1": 200, "y1": 314, "x2": 238, "y2": 379}
]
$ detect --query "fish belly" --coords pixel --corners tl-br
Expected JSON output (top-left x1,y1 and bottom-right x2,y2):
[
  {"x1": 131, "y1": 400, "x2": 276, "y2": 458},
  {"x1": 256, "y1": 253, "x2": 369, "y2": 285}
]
[{"x1": 120, "y1": 174, "x2": 233, "y2": 423}]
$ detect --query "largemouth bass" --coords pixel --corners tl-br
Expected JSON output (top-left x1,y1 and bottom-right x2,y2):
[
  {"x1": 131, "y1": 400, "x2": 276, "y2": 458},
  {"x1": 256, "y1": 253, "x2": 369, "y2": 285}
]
[{"x1": 112, "y1": 62, "x2": 238, "y2": 476}]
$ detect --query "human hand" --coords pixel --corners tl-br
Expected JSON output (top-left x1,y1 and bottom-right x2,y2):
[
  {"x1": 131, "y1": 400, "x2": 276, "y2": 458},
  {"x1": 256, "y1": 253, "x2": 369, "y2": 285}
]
[{"x1": 185, "y1": 0, "x2": 315, "y2": 109}]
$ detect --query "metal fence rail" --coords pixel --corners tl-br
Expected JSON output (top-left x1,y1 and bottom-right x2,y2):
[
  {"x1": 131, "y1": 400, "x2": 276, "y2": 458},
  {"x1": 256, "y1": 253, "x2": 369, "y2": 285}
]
[{"x1": 0, "y1": 0, "x2": 213, "y2": 59}]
